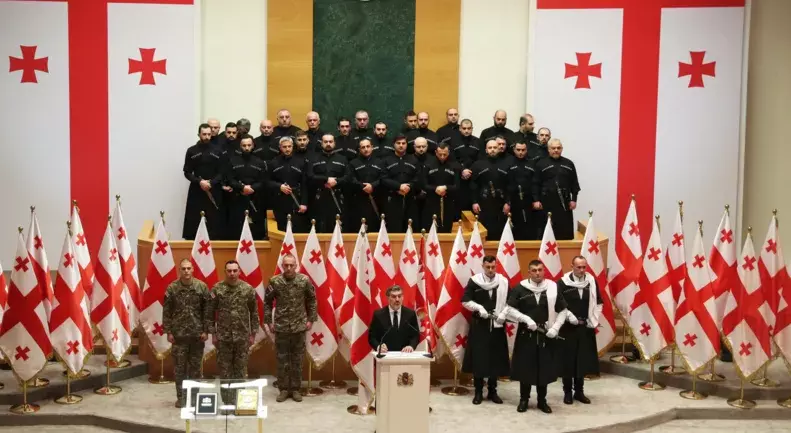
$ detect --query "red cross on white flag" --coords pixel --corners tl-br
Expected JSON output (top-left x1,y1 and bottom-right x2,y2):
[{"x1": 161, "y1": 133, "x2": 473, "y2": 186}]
[
  {"x1": 91, "y1": 220, "x2": 131, "y2": 364},
  {"x1": 70, "y1": 204, "x2": 95, "y2": 305},
  {"x1": 27, "y1": 208, "x2": 54, "y2": 322},
  {"x1": 112, "y1": 199, "x2": 141, "y2": 332},
  {"x1": 435, "y1": 226, "x2": 471, "y2": 367},
  {"x1": 530, "y1": 0, "x2": 745, "y2": 256},
  {"x1": 190, "y1": 215, "x2": 218, "y2": 361},
  {"x1": 327, "y1": 219, "x2": 351, "y2": 361},
  {"x1": 300, "y1": 222, "x2": 338, "y2": 368},
  {"x1": 666, "y1": 205, "x2": 687, "y2": 306},
  {"x1": 710, "y1": 207, "x2": 737, "y2": 326},
  {"x1": 421, "y1": 220, "x2": 445, "y2": 355},
  {"x1": 140, "y1": 216, "x2": 175, "y2": 357},
  {"x1": 495, "y1": 217, "x2": 522, "y2": 357},
  {"x1": 346, "y1": 226, "x2": 376, "y2": 413},
  {"x1": 372, "y1": 221, "x2": 396, "y2": 308},
  {"x1": 394, "y1": 224, "x2": 420, "y2": 309},
  {"x1": 758, "y1": 214, "x2": 789, "y2": 358},
  {"x1": 274, "y1": 218, "x2": 300, "y2": 275},
  {"x1": 236, "y1": 216, "x2": 268, "y2": 347},
  {"x1": 580, "y1": 214, "x2": 616, "y2": 355},
  {"x1": 539, "y1": 214, "x2": 562, "y2": 281}
]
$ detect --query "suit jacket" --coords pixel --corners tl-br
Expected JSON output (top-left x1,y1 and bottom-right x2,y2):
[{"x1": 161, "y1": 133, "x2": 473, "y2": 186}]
[{"x1": 368, "y1": 306, "x2": 420, "y2": 352}]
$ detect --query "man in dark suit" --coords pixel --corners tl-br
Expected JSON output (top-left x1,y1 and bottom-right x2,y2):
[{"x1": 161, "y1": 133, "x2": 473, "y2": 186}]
[{"x1": 368, "y1": 285, "x2": 420, "y2": 353}]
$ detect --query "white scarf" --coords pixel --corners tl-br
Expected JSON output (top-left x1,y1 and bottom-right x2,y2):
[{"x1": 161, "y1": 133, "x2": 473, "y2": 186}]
[
  {"x1": 561, "y1": 271, "x2": 599, "y2": 328},
  {"x1": 520, "y1": 278, "x2": 558, "y2": 326},
  {"x1": 466, "y1": 273, "x2": 509, "y2": 327}
]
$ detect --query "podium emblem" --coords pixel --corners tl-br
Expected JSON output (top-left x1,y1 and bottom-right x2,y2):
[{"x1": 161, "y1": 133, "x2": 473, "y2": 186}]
[{"x1": 397, "y1": 372, "x2": 414, "y2": 387}]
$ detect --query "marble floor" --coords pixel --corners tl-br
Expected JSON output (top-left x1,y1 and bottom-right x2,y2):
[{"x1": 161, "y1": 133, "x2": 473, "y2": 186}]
[
  {"x1": 638, "y1": 419, "x2": 791, "y2": 432},
  {"x1": 1, "y1": 373, "x2": 789, "y2": 433}
]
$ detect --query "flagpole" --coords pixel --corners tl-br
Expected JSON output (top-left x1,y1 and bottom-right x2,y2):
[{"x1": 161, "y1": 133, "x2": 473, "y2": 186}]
[
  {"x1": 94, "y1": 348, "x2": 122, "y2": 395},
  {"x1": 302, "y1": 360, "x2": 323, "y2": 396},
  {"x1": 441, "y1": 365, "x2": 470, "y2": 396},
  {"x1": 727, "y1": 378, "x2": 756, "y2": 409},
  {"x1": 149, "y1": 356, "x2": 172, "y2": 384},
  {"x1": 751, "y1": 360, "x2": 779, "y2": 387},
  {"x1": 319, "y1": 352, "x2": 347, "y2": 389},
  {"x1": 679, "y1": 366, "x2": 706, "y2": 400},
  {"x1": 697, "y1": 359, "x2": 724, "y2": 382},
  {"x1": 638, "y1": 358, "x2": 666, "y2": 391},
  {"x1": 610, "y1": 310, "x2": 634, "y2": 364},
  {"x1": 55, "y1": 370, "x2": 83, "y2": 404},
  {"x1": 10, "y1": 378, "x2": 40, "y2": 414}
]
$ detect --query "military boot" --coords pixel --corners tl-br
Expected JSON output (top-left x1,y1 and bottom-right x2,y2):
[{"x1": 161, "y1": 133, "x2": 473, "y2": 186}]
[{"x1": 276, "y1": 390, "x2": 290, "y2": 402}]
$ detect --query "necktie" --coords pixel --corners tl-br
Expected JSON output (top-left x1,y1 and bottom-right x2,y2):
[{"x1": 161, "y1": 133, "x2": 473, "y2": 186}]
[{"x1": 393, "y1": 310, "x2": 399, "y2": 329}]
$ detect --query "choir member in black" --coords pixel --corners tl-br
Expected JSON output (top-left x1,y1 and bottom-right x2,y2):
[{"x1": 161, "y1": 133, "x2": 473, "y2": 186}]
[
  {"x1": 268, "y1": 137, "x2": 309, "y2": 233},
  {"x1": 401, "y1": 110, "x2": 418, "y2": 134},
  {"x1": 436, "y1": 108, "x2": 460, "y2": 144},
  {"x1": 452, "y1": 119, "x2": 481, "y2": 212},
  {"x1": 530, "y1": 127, "x2": 551, "y2": 162},
  {"x1": 253, "y1": 120, "x2": 279, "y2": 161},
  {"x1": 558, "y1": 256, "x2": 601, "y2": 405},
  {"x1": 496, "y1": 135, "x2": 516, "y2": 167},
  {"x1": 508, "y1": 142, "x2": 538, "y2": 240},
  {"x1": 412, "y1": 137, "x2": 432, "y2": 230},
  {"x1": 506, "y1": 260, "x2": 568, "y2": 414},
  {"x1": 335, "y1": 117, "x2": 356, "y2": 161},
  {"x1": 293, "y1": 130, "x2": 313, "y2": 162},
  {"x1": 226, "y1": 135, "x2": 269, "y2": 240},
  {"x1": 305, "y1": 111, "x2": 325, "y2": 152},
  {"x1": 470, "y1": 140, "x2": 510, "y2": 241},
  {"x1": 381, "y1": 135, "x2": 421, "y2": 232},
  {"x1": 273, "y1": 109, "x2": 299, "y2": 142},
  {"x1": 479, "y1": 110, "x2": 514, "y2": 146},
  {"x1": 371, "y1": 121, "x2": 392, "y2": 159},
  {"x1": 512, "y1": 114, "x2": 539, "y2": 154},
  {"x1": 236, "y1": 118, "x2": 251, "y2": 137},
  {"x1": 421, "y1": 143, "x2": 460, "y2": 233},
  {"x1": 406, "y1": 111, "x2": 438, "y2": 153},
  {"x1": 182, "y1": 123, "x2": 226, "y2": 240},
  {"x1": 217, "y1": 122, "x2": 239, "y2": 153},
  {"x1": 208, "y1": 118, "x2": 221, "y2": 144},
  {"x1": 461, "y1": 256, "x2": 511, "y2": 405},
  {"x1": 307, "y1": 134, "x2": 349, "y2": 233},
  {"x1": 532, "y1": 138, "x2": 580, "y2": 240},
  {"x1": 351, "y1": 110, "x2": 373, "y2": 147},
  {"x1": 345, "y1": 138, "x2": 383, "y2": 233}
]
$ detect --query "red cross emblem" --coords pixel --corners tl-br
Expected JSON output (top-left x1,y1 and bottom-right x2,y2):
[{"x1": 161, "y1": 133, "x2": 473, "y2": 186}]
[
  {"x1": 240, "y1": 239, "x2": 253, "y2": 254},
  {"x1": 454, "y1": 334, "x2": 468, "y2": 348},
  {"x1": 678, "y1": 51, "x2": 715, "y2": 88},
  {"x1": 502, "y1": 242, "x2": 515, "y2": 256},
  {"x1": 155, "y1": 240, "x2": 169, "y2": 255},
  {"x1": 672, "y1": 233, "x2": 684, "y2": 247},
  {"x1": 455, "y1": 250, "x2": 468, "y2": 265},
  {"x1": 112, "y1": 329, "x2": 119, "y2": 341},
  {"x1": 544, "y1": 241, "x2": 558, "y2": 256},
  {"x1": 506, "y1": 323, "x2": 515, "y2": 337},
  {"x1": 739, "y1": 342, "x2": 752, "y2": 356},
  {"x1": 33, "y1": 236, "x2": 43, "y2": 250},
  {"x1": 381, "y1": 243, "x2": 392, "y2": 257},
  {"x1": 742, "y1": 255, "x2": 756, "y2": 271},
  {"x1": 428, "y1": 243, "x2": 439, "y2": 257},
  {"x1": 117, "y1": 227, "x2": 127, "y2": 240},
  {"x1": 75, "y1": 233, "x2": 87, "y2": 246},
  {"x1": 14, "y1": 257, "x2": 30, "y2": 272},
  {"x1": 309, "y1": 249, "x2": 322, "y2": 264},
  {"x1": 564, "y1": 52, "x2": 602, "y2": 89},
  {"x1": 420, "y1": 317, "x2": 432, "y2": 340},
  {"x1": 682, "y1": 333, "x2": 697, "y2": 347},
  {"x1": 109, "y1": 248, "x2": 118, "y2": 262},
  {"x1": 334, "y1": 245, "x2": 346, "y2": 258},
  {"x1": 639, "y1": 323, "x2": 651, "y2": 336},
  {"x1": 152, "y1": 322, "x2": 164, "y2": 336},
  {"x1": 14, "y1": 346, "x2": 30, "y2": 361},
  {"x1": 9, "y1": 45, "x2": 48, "y2": 83},
  {"x1": 720, "y1": 229, "x2": 733, "y2": 244},
  {"x1": 128, "y1": 48, "x2": 167, "y2": 85},
  {"x1": 765, "y1": 239, "x2": 777, "y2": 254},
  {"x1": 198, "y1": 240, "x2": 211, "y2": 255},
  {"x1": 310, "y1": 332, "x2": 324, "y2": 347},
  {"x1": 692, "y1": 255, "x2": 705, "y2": 269},
  {"x1": 66, "y1": 340, "x2": 80, "y2": 355},
  {"x1": 403, "y1": 249, "x2": 417, "y2": 265},
  {"x1": 470, "y1": 244, "x2": 483, "y2": 258},
  {"x1": 628, "y1": 222, "x2": 639, "y2": 236},
  {"x1": 281, "y1": 243, "x2": 294, "y2": 256},
  {"x1": 587, "y1": 240, "x2": 600, "y2": 254},
  {"x1": 63, "y1": 253, "x2": 75, "y2": 268},
  {"x1": 647, "y1": 247, "x2": 661, "y2": 261}
]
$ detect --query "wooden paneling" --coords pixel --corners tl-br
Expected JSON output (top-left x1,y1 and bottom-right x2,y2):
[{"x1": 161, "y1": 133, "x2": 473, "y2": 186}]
[
  {"x1": 267, "y1": 0, "x2": 313, "y2": 128},
  {"x1": 414, "y1": 0, "x2": 461, "y2": 124}
]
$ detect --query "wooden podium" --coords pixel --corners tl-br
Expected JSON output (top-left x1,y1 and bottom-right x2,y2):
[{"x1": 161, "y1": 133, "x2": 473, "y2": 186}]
[{"x1": 375, "y1": 352, "x2": 433, "y2": 433}]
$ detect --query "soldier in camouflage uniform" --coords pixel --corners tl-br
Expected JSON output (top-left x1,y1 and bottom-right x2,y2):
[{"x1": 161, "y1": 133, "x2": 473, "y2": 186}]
[
  {"x1": 162, "y1": 259, "x2": 210, "y2": 408},
  {"x1": 206, "y1": 260, "x2": 258, "y2": 405},
  {"x1": 264, "y1": 253, "x2": 317, "y2": 402}
]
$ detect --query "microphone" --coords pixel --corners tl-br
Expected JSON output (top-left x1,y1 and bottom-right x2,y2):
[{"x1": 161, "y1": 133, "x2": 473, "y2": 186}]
[
  {"x1": 407, "y1": 321, "x2": 433, "y2": 358},
  {"x1": 376, "y1": 325, "x2": 394, "y2": 359}
]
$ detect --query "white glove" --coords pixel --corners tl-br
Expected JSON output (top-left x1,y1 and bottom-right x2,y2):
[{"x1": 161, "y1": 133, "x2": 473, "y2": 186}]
[
  {"x1": 586, "y1": 318, "x2": 595, "y2": 328},
  {"x1": 495, "y1": 310, "x2": 507, "y2": 325},
  {"x1": 522, "y1": 316, "x2": 537, "y2": 331},
  {"x1": 568, "y1": 313, "x2": 579, "y2": 326},
  {"x1": 546, "y1": 328, "x2": 558, "y2": 339},
  {"x1": 477, "y1": 307, "x2": 489, "y2": 319}
]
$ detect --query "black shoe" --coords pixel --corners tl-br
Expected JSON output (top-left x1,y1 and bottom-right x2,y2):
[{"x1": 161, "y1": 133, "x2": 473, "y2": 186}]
[
  {"x1": 487, "y1": 391, "x2": 503, "y2": 404},
  {"x1": 538, "y1": 401, "x2": 552, "y2": 414},
  {"x1": 574, "y1": 392, "x2": 591, "y2": 404},
  {"x1": 563, "y1": 392, "x2": 573, "y2": 405},
  {"x1": 472, "y1": 391, "x2": 483, "y2": 405},
  {"x1": 517, "y1": 400, "x2": 529, "y2": 412}
]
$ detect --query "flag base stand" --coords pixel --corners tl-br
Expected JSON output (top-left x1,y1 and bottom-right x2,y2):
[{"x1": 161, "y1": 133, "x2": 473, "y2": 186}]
[
  {"x1": 659, "y1": 348, "x2": 686, "y2": 375},
  {"x1": 751, "y1": 377, "x2": 779, "y2": 387},
  {"x1": 430, "y1": 377, "x2": 441, "y2": 387},
  {"x1": 94, "y1": 361, "x2": 122, "y2": 395},
  {"x1": 148, "y1": 358, "x2": 172, "y2": 384},
  {"x1": 679, "y1": 375, "x2": 706, "y2": 400},
  {"x1": 346, "y1": 386, "x2": 358, "y2": 396},
  {"x1": 498, "y1": 376, "x2": 511, "y2": 382},
  {"x1": 727, "y1": 379, "x2": 755, "y2": 409},
  {"x1": 62, "y1": 369, "x2": 91, "y2": 378},
  {"x1": 319, "y1": 356, "x2": 347, "y2": 389},
  {"x1": 777, "y1": 397, "x2": 791, "y2": 408},
  {"x1": 55, "y1": 374, "x2": 83, "y2": 405},
  {"x1": 104, "y1": 360, "x2": 131, "y2": 368},
  {"x1": 698, "y1": 360, "x2": 725, "y2": 382},
  {"x1": 300, "y1": 363, "x2": 324, "y2": 396},
  {"x1": 26, "y1": 378, "x2": 49, "y2": 388},
  {"x1": 441, "y1": 367, "x2": 470, "y2": 396},
  {"x1": 584, "y1": 374, "x2": 600, "y2": 381},
  {"x1": 346, "y1": 404, "x2": 375, "y2": 415},
  {"x1": 638, "y1": 360, "x2": 665, "y2": 391},
  {"x1": 10, "y1": 381, "x2": 39, "y2": 414}
]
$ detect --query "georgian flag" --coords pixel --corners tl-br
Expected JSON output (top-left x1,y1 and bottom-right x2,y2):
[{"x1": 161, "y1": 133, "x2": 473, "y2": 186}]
[
  {"x1": 581, "y1": 214, "x2": 615, "y2": 355},
  {"x1": 422, "y1": 220, "x2": 445, "y2": 355},
  {"x1": 27, "y1": 208, "x2": 54, "y2": 321},
  {"x1": 495, "y1": 218, "x2": 521, "y2": 357},
  {"x1": 236, "y1": 216, "x2": 268, "y2": 347},
  {"x1": 327, "y1": 219, "x2": 351, "y2": 361},
  {"x1": 0, "y1": 0, "x2": 196, "y2": 267},
  {"x1": 112, "y1": 198, "x2": 141, "y2": 331},
  {"x1": 530, "y1": 1, "x2": 745, "y2": 258},
  {"x1": 300, "y1": 223, "x2": 338, "y2": 368},
  {"x1": 710, "y1": 207, "x2": 738, "y2": 325},
  {"x1": 538, "y1": 215, "x2": 562, "y2": 281},
  {"x1": 666, "y1": 205, "x2": 686, "y2": 305},
  {"x1": 467, "y1": 218, "x2": 485, "y2": 275},
  {"x1": 758, "y1": 214, "x2": 788, "y2": 352},
  {"x1": 394, "y1": 224, "x2": 420, "y2": 309},
  {"x1": 70, "y1": 204, "x2": 94, "y2": 303},
  {"x1": 91, "y1": 221, "x2": 131, "y2": 363},
  {"x1": 372, "y1": 221, "x2": 395, "y2": 308},
  {"x1": 274, "y1": 218, "x2": 300, "y2": 275},
  {"x1": 608, "y1": 197, "x2": 643, "y2": 320},
  {"x1": 189, "y1": 215, "x2": 219, "y2": 362},
  {"x1": 139, "y1": 216, "x2": 175, "y2": 357},
  {"x1": 347, "y1": 227, "x2": 376, "y2": 413},
  {"x1": 434, "y1": 226, "x2": 471, "y2": 367}
]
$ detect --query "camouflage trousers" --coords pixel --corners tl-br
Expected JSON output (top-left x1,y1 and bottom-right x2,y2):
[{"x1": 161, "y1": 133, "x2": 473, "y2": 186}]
[
  {"x1": 217, "y1": 340, "x2": 250, "y2": 404},
  {"x1": 172, "y1": 338, "x2": 204, "y2": 403},
  {"x1": 275, "y1": 332, "x2": 306, "y2": 391}
]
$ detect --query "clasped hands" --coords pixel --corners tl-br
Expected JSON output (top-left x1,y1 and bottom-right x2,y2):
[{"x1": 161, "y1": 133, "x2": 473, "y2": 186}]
[{"x1": 378, "y1": 343, "x2": 414, "y2": 354}]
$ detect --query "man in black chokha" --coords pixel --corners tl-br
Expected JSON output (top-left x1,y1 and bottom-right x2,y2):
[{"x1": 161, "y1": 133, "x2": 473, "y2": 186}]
[
  {"x1": 558, "y1": 256, "x2": 602, "y2": 405},
  {"x1": 461, "y1": 255, "x2": 511, "y2": 405},
  {"x1": 505, "y1": 260, "x2": 568, "y2": 414}
]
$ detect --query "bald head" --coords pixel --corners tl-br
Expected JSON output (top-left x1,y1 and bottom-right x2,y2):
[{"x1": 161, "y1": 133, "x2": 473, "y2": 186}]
[
  {"x1": 277, "y1": 109, "x2": 292, "y2": 127},
  {"x1": 493, "y1": 110, "x2": 507, "y2": 127},
  {"x1": 485, "y1": 139, "x2": 499, "y2": 157},
  {"x1": 259, "y1": 119, "x2": 273, "y2": 136},
  {"x1": 414, "y1": 136, "x2": 428, "y2": 155},
  {"x1": 446, "y1": 108, "x2": 459, "y2": 125},
  {"x1": 207, "y1": 118, "x2": 220, "y2": 137},
  {"x1": 355, "y1": 110, "x2": 369, "y2": 129},
  {"x1": 417, "y1": 111, "x2": 430, "y2": 129}
]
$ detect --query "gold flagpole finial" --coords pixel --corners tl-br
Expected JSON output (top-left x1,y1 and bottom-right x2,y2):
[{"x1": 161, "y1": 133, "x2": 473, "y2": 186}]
[
  {"x1": 547, "y1": 212, "x2": 552, "y2": 219},
  {"x1": 336, "y1": 214, "x2": 341, "y2": 221},
  {"x1": 380, "y1": 213, "x2": 386, "y2": 221},
  {"x1": 724, "y1": 204, "x2": 730, "y2": 215},
  {"x1": 311, "y1": 219, "x2": 316, "y2": 226},
  {"x1": 773, "y1": 208, "x2": 778, "y2": 216},
  {"x1": 108, "y1": 215, "x2": 112, "y2": 224},
  {"x1": 18, "y1": 226, "x2": 23, "y2": 234},
  {"x1": 67, "y1": 220, "x2": 72, "y2": 236},
  {"x1": 631, "y1": 194, "x2": 636, "y2": 201},
  {"x1": 747, "y1": 226, "x2": 752, "y2": 234},
  {"x1": 408, "y1": 219, "x2": 413, "y2": 228},
  {"x1": 30, "y1": 205, "x2": 36, "y2": 213},
  {"x1": 474, "y1": 214, "x2": 479, "y2": 222},
  {"x1": 287, "y1": 214, "x2": 292, "y2": 221},
  {"x1": 432, "y1": 214, "x2": 437, "y2": 221},
  {"x1": 72, "y1": 199, "x2": 78, "y2": 206},
  {"x1": 115, "y1": 195, "x2": 121, "y2": 202},
  {"x1": 655, "y1": 215, "x2": 661, "y2": 232},
  {"x1": 421, "y1": 229, "x2": 427, "y2": 238},
  {"x1": 200, "y1": 210, "x2": 205, "y2": 217},
  {"x1": 361, "y1": 218, "x2": 366, "y2": 225},
  {"x1": 698, "y1": 219, "x2": 704, "y2": 235},
  {"x1": 588, "y1": 210, "x2": 593, "y2": 217}
]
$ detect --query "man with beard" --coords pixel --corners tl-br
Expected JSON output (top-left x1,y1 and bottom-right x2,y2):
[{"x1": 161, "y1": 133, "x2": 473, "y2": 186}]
[
  {"x1": 351, "y1": 110, "x2": 373, "y2": 146},
  {"x1": 402, "y1": 110, "x2": 418, "y2": 134},
  {"x1": 371, "y1": 121, "x2": 391, "y2": 159},
  {"x1": 496, "y1": 135, "x2": 516, "y2": 166},
  {"x1": 334, "y1": 117, "x2": 356, "y2": 161},
  {"x1": 558, "y1": 256, "x2": 601, "y2": 405},
  {"x1": 470, "y1": 140, "x2": 510, "y2": 241},
  {"x1": 461, "y1": 255, "x2": 511, "y2": 405},
  {"x1": 305, "y1": 111, "x2": 325, "y2": 151},
  {"x1": 421, "y1": 142, "x2": 460, "y2": 232},
  {"x1": 531, "y1": 127, "x2": 551, "y2": 162},
  {"x1": 218, "y1": 122, "x2": 239, "y2": 153},
  {"x1": 532, "y1": 138, "x2": 580, "y2": 240},
  {"x1": 381, "y1": 135, "x2": 421, "y2": 232},
  {"x1": 506, "y1": 260, "x2": 568, "y2": 414},
  {"x1": 273, "y1": 109, "x2": 299, "y2": 142},
  {"x1": 268, "y1": 137, "x2": 309, "y2": 233},
  {"x1": 253, "y1": 119, "x2": 279, "y2": 161},
  {"x1": 480, "y1": 110, "x2": 514, "y2": 146},
  {"x1": 508, "y1": 141, "x2": 538, "y2": 240},
  {"x1": 407, "y1": 111, "x2": 438, "y2": 153},
  {"x1": 307, "y1": 133, "x2": 349, "y2": 232},
  {"x1": 226, "y1": 135, "x2": 269, "y2": 240},
  {"x1": 182, "y1": 123, "x2": 226, "y2": 240},
  {"x1": 411, "y1": 137, "x2": 432, "y2": 229},
  {"x1": 345, "y1": 138, "x2": 383, "y2": 233},
  {"x1": 512, "y1": 114, "x2": 539, "y2": 155},
  {"x1": 451, "y1": 119, "x2": 481, "y2": 212},
  {"x1": 436, "y1": 108, "x2": 460, "y2": 144},
  {"x1": 293, "y1": 130, "x2": 313, "y2": 161}
]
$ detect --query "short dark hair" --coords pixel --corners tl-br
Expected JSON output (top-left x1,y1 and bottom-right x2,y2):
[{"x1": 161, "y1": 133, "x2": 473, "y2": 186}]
[
  {"x1": 393, "y1": 134, "x2": 407, "y2": 143},
  {"x1": 528, "y1": 259, "x2": 543, "y2": 268},
  {"x1": 198, "y1": 123, "x2": 211, "y2": 134},
  {"x1": 386, "y1": 285, "x2": 403, "y2": 297},
  {"x1": 225, "y1": 259, "x2": 240, "y2": 269},
  {"x1": 482, "y1": 255, "x2": 496, "y2": 264},
  {"x1": 404, "y1": 110, "x2": 417, "y2": 118},
  {"x1": 519, "y1": 115, "x2": 532, "y2": 126},
  {"x1": 239, "y1": 134, "x2": 254, "y2": 142},
  {"x1": 514, "y1": 141, "x2": 527, "y2": 148},
  {"x1": 338, "y1": 117, "x2": 351, "y2": 126},
  {"x1": 375, "y1": 121, "x2": 387, "y2": 128},
  {"x1": 436, "y1": 142, "x2": 449, "y2": 150},
  {"x1": 295, "y1": 129, "x2": 308, "y2": 138},
  {"x1": 225, "y1": 122, "x2": 237, "y2": 129},
  {"x1": 572, "y1": 255, "x2": 587, "y2": 265}
]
